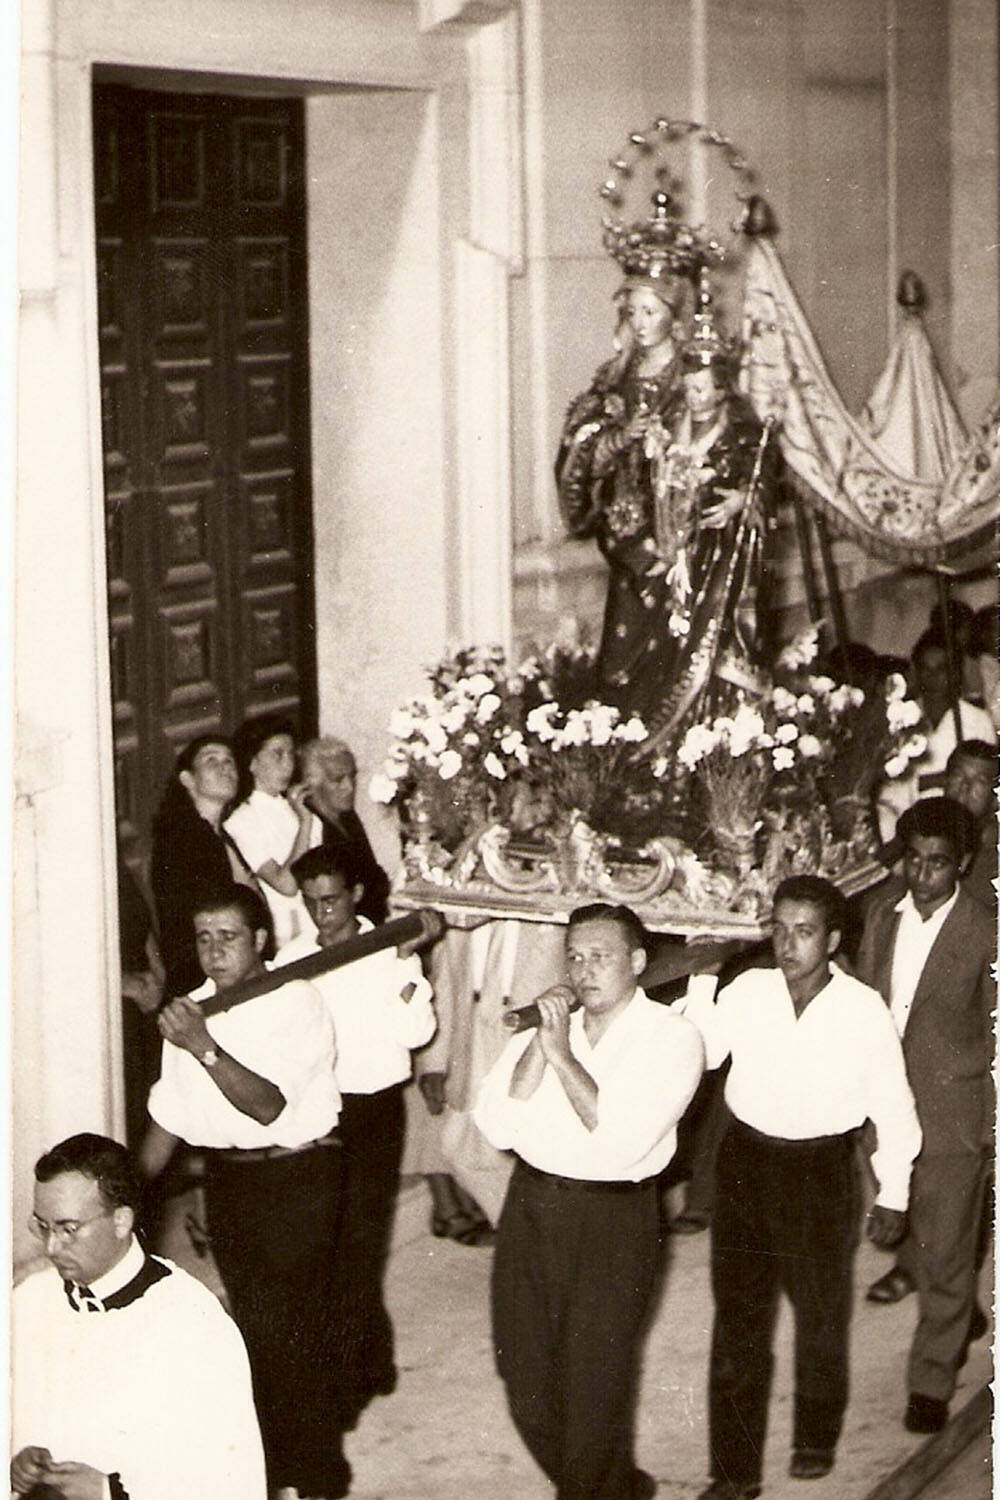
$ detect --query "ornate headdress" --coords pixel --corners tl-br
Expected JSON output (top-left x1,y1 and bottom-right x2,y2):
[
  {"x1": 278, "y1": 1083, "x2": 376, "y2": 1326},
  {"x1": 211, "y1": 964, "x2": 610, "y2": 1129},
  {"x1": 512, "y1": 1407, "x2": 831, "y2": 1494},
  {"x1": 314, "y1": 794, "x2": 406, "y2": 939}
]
[
  {"x1": 603, "y1": 190, "x2": 714, "y2": 305},
  {"x1": 599, "y1": 117, "x2": 759, "y2": 305},
  {"x1": 681, "y1": 268, "x2": 738, "y2": 373}
]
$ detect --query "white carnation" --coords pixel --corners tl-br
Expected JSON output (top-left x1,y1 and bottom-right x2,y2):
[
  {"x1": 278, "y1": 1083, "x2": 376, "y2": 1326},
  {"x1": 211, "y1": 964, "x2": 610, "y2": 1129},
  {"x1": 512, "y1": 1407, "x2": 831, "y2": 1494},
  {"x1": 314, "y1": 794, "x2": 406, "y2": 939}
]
[
  {"x1": 484, "y1": 752, "x2": 507, "y2": 780},
  {"x1": 476, "y1": 693, "x2": 502, "y2": 723},
  {"x1": 615, "y1": 716, "x2": 648, "y2": 743},
  {"x1": 388, "y1": 708, "x2": 418, "y2": 740},
  {"x1": 437, "y1": 749, "x2": 463, "y2": 780},
  {"x1": 423, "y1": 720, "x2": 448, "y2": 754},
  {"x1": 887, "y1": 697, "x2": 922, "y2": 732},
  {"x1": 368, "y1": 772, "x2": 398, "y2": 804},
  {"x1": 729, "y1": 705, "x2": 766, "y2": 754},
  {"x1": 772, "y1": 746, "x2": 796, "y2": 771},
  {"x1": 678, "y1": 723, "x2": 719, "y2": 770},
  {"x1": 777, "y1": 626, "x2": 820, "y2": 670},
  {"x1": 775, "y1": 722, "x2": 799, "y2": 745},
  {"x1": 798, "y1": 734, "x2": 823, "y2": 758}
]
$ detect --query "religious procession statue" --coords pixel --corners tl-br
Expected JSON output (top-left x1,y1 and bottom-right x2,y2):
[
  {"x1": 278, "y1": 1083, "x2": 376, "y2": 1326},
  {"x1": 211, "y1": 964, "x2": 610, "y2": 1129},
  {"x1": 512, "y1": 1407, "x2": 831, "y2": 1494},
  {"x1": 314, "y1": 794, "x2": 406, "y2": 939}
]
[
  {"x1": 556, "y1": 186, "x2": 780, "y2": 753},
  {"x1": 380, "y1": 121, "x2": 934, "y2": 935}
]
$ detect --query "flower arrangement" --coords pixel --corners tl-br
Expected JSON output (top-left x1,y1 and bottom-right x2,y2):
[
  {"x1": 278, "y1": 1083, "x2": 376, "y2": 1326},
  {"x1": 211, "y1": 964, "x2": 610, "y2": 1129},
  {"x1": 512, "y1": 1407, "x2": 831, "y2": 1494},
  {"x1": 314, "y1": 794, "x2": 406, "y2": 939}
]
[
  {"x1": 369, "y1": 643, "x2": 666, "y2": 866},
  {"x1": 671, "y1": 626, "x2": 927, "y2": 882},
  {"x1": 372, "y1": 626, "x2": 925, "y2": 911}
]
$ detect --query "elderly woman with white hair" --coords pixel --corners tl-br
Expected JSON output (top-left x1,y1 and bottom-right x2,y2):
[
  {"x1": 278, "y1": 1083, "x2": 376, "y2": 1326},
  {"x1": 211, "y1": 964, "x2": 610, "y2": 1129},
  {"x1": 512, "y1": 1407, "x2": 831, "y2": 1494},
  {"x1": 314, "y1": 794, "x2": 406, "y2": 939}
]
[{"x1": 300, "y1": 736, "x2": 392, "y2": 926}]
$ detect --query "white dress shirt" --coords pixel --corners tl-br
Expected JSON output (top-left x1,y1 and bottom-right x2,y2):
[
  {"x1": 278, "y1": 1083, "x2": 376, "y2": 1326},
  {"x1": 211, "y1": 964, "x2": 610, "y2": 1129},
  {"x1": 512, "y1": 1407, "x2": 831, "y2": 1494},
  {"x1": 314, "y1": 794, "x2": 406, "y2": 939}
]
[
  {"x1": 12, "y1": 1244, "x2": 266, "y2": 1500},
  {"x1": 888, "y1": 888, "x2": 959, "y2": 1036},
  {"x1": 148, "y1": 968, "x2": 340, "y2": 1149},
  {"x1": 277, "y1": 918, "x2": 436, "y2": 1094},
  {"x1": 474, "y1": 988, "x2": 704, "y2": 1183},
  {"x1": 224, "y1": 790, "x2": 318, "y2": 947},
  {"x1": 680, "y1": 966, "x2": 921, "y2": 1210}
]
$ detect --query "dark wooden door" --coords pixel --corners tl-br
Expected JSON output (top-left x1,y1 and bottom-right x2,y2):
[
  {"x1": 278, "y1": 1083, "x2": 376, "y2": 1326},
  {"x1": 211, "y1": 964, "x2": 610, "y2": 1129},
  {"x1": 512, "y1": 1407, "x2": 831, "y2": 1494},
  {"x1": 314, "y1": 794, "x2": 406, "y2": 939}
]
[{"x1": 94, "y1": 84, "x2": 317, "y2": 866}]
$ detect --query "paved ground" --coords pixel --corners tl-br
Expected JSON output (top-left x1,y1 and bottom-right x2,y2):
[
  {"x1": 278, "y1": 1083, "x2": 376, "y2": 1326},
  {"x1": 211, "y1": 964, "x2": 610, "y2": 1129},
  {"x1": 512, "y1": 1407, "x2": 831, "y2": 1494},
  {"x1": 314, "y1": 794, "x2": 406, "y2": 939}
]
[
  {"x1": 918, "y1": 1430, "x2": 992, "y2": 1500},
  {"x1": 164, "y1": 1176, "x2": 992, "y2": 1500}
]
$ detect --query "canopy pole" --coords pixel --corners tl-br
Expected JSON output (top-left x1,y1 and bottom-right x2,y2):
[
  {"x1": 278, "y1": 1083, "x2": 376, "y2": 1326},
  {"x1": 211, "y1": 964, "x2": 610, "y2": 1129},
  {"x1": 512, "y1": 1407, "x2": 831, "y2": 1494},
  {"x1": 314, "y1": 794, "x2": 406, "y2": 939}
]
[
  {"x1": 814, "y1": 515, "x2": 852, "y2": 677},
  {"x1": 935, "y1": 572, "x2": 964, "y2": 745},
  {"x1": 791, "y1": 494, "x2": 824, "y2": 630}
]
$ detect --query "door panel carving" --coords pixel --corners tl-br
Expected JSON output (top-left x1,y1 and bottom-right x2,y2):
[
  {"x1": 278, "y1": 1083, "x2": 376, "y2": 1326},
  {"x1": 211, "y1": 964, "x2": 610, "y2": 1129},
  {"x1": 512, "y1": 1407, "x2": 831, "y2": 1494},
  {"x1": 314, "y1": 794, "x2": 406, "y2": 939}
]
[{"x1": 94, "y1": 85, "x2": 316, "y2": 866}]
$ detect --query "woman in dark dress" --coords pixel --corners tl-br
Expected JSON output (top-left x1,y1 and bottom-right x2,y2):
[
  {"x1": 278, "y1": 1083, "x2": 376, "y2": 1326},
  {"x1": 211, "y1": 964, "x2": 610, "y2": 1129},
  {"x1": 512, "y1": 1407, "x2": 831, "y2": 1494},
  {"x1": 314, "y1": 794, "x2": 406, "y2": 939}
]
[{"x1": 150, "y1": 734, "x2": 256, "y2": 998}]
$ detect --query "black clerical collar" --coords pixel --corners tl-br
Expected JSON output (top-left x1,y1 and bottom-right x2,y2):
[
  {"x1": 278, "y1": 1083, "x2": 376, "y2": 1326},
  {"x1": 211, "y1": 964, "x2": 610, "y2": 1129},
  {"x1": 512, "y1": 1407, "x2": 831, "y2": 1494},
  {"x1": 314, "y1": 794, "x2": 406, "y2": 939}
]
[{"x1": 63, "y1": 1240, "x2": 171, "y2": 1312}]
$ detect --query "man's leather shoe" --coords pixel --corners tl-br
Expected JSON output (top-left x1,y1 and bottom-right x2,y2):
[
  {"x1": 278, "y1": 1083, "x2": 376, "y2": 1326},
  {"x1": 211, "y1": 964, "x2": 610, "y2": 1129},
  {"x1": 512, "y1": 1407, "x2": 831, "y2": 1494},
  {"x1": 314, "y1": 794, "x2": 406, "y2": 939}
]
[
  {"x1": 867, "y1": 1266, "x2": 914, "y2": 1303},
  {"x1": 696, "y1": 1480, "x2": 762, "y2": 1499},
  {"x1": 904, "y1": 1393, "x2": 949, "y2": 1434},
  {"x1": 789, "y1": 1448, "x2": 834, "y2": 1480},
  {"x1": 631, "y1": 1469, "x2": 657, "y2": 1498}
]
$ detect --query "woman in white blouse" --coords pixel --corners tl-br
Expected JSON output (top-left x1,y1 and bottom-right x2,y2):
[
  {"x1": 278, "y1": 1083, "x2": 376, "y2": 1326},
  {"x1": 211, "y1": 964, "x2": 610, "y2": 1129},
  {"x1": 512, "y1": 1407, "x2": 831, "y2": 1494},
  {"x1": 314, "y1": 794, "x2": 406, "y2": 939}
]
[{"x1": 224, "y1": 715, "x2": 317, "y2": 949}]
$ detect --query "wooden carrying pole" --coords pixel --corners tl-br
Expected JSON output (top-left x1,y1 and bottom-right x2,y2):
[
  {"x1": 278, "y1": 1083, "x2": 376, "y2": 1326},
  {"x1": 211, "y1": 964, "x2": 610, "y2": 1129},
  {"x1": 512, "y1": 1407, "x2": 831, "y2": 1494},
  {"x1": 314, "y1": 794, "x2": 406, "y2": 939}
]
[{"x1": 199, "y1": 908, "x2": 446, "y2": 1018}]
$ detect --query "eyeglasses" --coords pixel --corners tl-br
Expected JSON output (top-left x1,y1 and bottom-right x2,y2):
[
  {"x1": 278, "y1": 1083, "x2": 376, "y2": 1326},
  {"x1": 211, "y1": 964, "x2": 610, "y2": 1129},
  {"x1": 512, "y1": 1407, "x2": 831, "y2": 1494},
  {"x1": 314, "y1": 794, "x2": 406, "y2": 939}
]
[{"x1": 29, "y1": 1209, "x2": 113, "y2": 1245}]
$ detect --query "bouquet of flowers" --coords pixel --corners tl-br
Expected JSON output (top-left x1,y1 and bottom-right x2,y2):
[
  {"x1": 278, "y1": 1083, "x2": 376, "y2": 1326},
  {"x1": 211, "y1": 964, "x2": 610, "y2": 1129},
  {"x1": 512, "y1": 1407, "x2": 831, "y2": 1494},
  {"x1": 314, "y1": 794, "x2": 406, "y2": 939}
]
[
  {"x1": 766, "y1": 628, "x2": 926, "y2": 834},
  {"x1": 672, "y1": 703, "x2": 774, "y2": 876},
  {"x1": 368, "y1": 648, "x2": 537, "y2": 855},
  {"x1": 369, "y1": 643, "x2": 663, "y2": 868}
]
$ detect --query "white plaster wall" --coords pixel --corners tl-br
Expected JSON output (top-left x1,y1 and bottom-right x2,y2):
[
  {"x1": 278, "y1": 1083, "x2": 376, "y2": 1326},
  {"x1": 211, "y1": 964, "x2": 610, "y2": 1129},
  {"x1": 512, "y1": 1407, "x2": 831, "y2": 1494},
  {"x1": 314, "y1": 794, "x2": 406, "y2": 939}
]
[
  {"x1": 14, "y1": 10, "x2": 122, "y2": 1261},
  {"x1": 306, "y1": 88, "x2": 449, "y2": 874},
  {"x1": 948, "y1": 0, "x2": 999, "y2": 427},
  {"x1": 14, "y1": 0, "x2": 469, "y2": 1267}
]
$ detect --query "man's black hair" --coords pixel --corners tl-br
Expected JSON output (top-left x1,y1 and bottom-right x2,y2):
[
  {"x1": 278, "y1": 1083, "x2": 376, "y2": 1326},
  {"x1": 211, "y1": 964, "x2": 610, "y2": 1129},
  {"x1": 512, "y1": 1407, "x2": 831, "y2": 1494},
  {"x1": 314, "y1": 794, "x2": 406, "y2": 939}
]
[
  {"x1": 897, "y1": 796, "x2": 976, "y2": 864},
  {"x1": 945, "y1": 739, "x2": 997, "y2": 774},
  {"x1": 174, "y1": 731, "x2": 234, "y2": 776},
  {"x1": 567, "y1": 902, "x2": 648, "y2": 956},
  {"x1": 772, "y1": 875, "x2": 846, "y2": 936},
  {"x1": 911, "y1": 628, "x2": 950, "y2": 668},
  {"x1": 191, "y1": 882, "x2": 272, "y2": 935},
  {"x1": 291, "y1": 844, "x2": 365, "y2": 892},
  {"x1": 35, "y1": 1133, "x2": 140, "y2": 1211}
]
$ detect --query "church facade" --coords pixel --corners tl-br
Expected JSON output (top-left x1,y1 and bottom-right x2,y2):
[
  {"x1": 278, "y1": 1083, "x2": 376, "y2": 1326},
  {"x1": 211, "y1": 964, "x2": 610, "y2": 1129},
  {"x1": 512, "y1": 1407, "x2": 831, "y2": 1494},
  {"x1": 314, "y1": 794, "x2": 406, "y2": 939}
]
[{"x1": 13, "y1": 0, "x2": 998, "y2": 1265}]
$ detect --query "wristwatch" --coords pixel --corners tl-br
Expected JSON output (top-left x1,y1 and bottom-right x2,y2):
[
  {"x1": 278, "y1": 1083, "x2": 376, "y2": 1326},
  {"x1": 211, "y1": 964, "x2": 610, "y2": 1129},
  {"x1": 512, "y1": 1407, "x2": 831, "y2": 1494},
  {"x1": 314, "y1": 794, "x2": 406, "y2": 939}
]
[{"x1": 199, "y1": 1047, "x2": 220, "y2": 1069}]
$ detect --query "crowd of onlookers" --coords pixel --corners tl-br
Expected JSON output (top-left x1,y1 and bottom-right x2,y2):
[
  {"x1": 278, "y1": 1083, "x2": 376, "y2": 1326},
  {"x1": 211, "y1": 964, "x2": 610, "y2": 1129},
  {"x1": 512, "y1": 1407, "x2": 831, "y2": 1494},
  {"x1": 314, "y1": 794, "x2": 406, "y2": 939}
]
[{"x1": 12, "y1": 595, "x2": 997, "y2": 1500}]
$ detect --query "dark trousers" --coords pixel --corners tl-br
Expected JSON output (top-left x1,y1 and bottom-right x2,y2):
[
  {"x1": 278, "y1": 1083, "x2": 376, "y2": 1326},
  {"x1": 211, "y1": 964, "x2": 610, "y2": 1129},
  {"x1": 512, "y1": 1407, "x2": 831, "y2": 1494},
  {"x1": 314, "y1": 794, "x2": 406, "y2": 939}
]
[
  {"x1": 681, "y1": 1066, "x2": 731, "y2": 1219},
  {"x1": 492, "y1": 1159, "x2": 660, "y2": 1500},
  {"x1": 336, "y1": 1083, "x2": 407, "y2": 1420},
  {"x1": 708, "y1": 1120, "x2": 859, "y2": 1488},
  {"x1": 896, "y1": 1148, "x2": 990, "y2": 1400},
  {"x1": 204, "y1": 1140, "x2": 348, "y2": 1496}
]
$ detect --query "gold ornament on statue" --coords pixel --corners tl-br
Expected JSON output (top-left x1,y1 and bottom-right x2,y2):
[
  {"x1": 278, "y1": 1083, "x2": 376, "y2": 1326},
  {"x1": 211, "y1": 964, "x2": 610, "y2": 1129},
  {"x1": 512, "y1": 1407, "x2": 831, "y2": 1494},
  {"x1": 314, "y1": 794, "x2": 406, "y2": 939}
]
[{"x1": 599, "y1": 116, "x2": 760, "y2": 296}]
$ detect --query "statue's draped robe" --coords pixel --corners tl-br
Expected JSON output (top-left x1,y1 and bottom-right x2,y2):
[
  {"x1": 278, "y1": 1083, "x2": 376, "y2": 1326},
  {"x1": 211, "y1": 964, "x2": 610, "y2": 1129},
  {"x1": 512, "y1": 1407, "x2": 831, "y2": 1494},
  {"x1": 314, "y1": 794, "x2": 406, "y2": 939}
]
[{"x1": 557, "y1": 360, "x2": 778, "y2": 750}]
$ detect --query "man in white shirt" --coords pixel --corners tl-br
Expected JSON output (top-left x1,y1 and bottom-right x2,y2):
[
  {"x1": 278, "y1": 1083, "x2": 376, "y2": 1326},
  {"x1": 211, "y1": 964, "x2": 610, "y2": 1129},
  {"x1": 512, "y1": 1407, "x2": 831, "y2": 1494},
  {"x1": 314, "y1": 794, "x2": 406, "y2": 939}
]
[
  {"x1": 678, "y1": 876, "x2": 920, "y2": 1500},
  {"x1": 12, "y1": 1132, "x2": 266, "y2": 1500},
  {"x1": 474, "y1": 902, "x2": 704, "y2": 1500},
  {"x1": 876, "y1": 628, "x2": 996, "y2": 842},
  {"x1": 859, "y1": 798, "x2": 995, "y2": 1435},
  {"x1": 139, "y1": 885, "x2": 348, "y2": 1500},
  {"x1": 280, "y1": 845, "x2": 436, "y2": 1425}
]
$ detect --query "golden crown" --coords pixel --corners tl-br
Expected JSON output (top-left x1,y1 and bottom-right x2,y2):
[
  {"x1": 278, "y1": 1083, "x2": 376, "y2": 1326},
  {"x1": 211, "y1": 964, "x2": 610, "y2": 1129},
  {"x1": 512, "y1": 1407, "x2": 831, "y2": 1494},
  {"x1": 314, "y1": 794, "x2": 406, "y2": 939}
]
[
  {"x1": 603, "y1": 189, "x2": 723, "y2": 285},
  {"x1": 599, "y1": 117, "x2": 759, "y2": 288}
]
